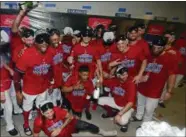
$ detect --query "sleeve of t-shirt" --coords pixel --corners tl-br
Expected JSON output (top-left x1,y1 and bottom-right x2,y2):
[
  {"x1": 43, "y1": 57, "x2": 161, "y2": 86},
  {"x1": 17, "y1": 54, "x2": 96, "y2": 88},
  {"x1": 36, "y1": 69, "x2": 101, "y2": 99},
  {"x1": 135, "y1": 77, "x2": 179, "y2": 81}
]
[
  {"x1": 15, "y1": 51, "x2": 29, "y2": 73},
  {"x1": 11, "y1": 32, "x2": 22, "y2": 51},
  {"x1": 33, "y1": 117, "x2": 42, "y2": 134},
  {"x1": 57, "y1": 107, "x2": 68, "y2": 120},
  {"x1": 126, "y1": 80, "x2": 137, "y2": 103},
  {"x1": 139, "y1": 51, "x2": 146, "y2": 61},
  {"x1": 142, "y1": 41, "x2": 150, "y2": 58},
  {"x1": 63, "y1": 76, "x2": 73, "y2": 87}
]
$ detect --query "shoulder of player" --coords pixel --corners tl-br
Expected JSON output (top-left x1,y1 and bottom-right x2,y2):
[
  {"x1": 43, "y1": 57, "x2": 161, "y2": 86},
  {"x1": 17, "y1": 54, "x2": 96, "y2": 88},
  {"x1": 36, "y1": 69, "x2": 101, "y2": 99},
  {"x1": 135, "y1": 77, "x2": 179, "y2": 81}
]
[{"x1": 34, "y1": 115, "x2": 43, "y2": 126}]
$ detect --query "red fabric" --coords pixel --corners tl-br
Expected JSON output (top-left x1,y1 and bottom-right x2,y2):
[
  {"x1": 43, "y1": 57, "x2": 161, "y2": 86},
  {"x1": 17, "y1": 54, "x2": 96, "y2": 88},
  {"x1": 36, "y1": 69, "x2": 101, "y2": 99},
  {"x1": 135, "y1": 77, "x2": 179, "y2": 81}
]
[
  {"x1": 10, "y1": 33, "x2": 25, "y2": 63},
  {"x1": 16, "y1": 46, "x2": 53, "y2": 95},
  {"x1": 138, "y1": 52, "x2": 178, "y2": 98},
  {"x1": 50, "y1": 44, "x2": 65, "y2": 88},
  {"x1": 0, "y1": 65, "x2": 11, "y2": 92},
  {"x1": 64, "y1": 76, "x2": 94, "y2": 112},
  {"x1": 165, "y1": 46, "x2": 184, "y2": 75},
  {"x1": 33, "y1": 107, "x2": 77, "y2": 137},
  {"x1": 137, "y1": 38, "x2": 150, "y2": 58},
  {"x1": 104, "y1": 77, "x2": 136, "y2": 107},
  {"x1": 88, "y1": 17, "x2": 112, "y2": 29},
  {"x1": 147, "y1": 24, "x2": 165, "y2": 35},
  {"x1": 96, "y1": 42, "x2": 115, "y2": 73},
  {"x1": 0, "y1": 14, "x2": 30, "y2": 28},
  {"x1": 71, "y1": 43, "x2": 100, "y2": 79},
  {"x1": 110, "y1": 45, "x2": 145, "y2": 77},
  {"x1": 175, "y1": 39, "x2": 186, "y2": 75}
]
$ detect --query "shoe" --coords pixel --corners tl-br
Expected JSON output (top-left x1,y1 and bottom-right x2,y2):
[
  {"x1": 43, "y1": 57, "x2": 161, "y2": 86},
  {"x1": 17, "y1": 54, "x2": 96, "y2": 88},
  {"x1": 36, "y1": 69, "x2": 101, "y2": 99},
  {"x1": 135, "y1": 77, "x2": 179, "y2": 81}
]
[
  {"x1": 23, "y1": 126, "x2": 32, "y2": 136},
  {"x1": 85, "y1": 110, "x2": 92, "y2": 120},
  {"x1": 101, "y1": 113, "x2": 113, "y2": 119},
  {"x1": 158, "y1": 102, "x2": 166, "y2": 108},
  {"x1": 8, "y1": 128, "x2": 18, "y2": 136},
  {"x1": 130, "y1": 116, "x2": 142, "y2": 122},
  {"x1": 120, "y1": 125, "x2": 128, "y2": 132}
]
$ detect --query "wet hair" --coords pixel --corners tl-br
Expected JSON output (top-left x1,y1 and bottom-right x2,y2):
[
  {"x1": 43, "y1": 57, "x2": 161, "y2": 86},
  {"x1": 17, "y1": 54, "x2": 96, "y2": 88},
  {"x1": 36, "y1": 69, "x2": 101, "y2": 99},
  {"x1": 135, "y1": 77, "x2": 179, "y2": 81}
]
[
  {"x1": 21, "y1": 28, "x2": 34, "y2": 38},
  {"x1": 136, "y1": 23, "x2": 146, "y2": 29},
  {"x1": 47, "y1": 28, "x2": 60, "y2": 36},
  {"x1": 35, "y1": 33, "x2": 50, "y2": 44},
  {"x1": 128, "y1": 26, "x2": 138, "y2": 33},
  {"x1": 115, "y1": 66, "x2": 128, "y2": 77},
  {"x1": 78, "y1": 65, "x2": 89, "y2": 72}
]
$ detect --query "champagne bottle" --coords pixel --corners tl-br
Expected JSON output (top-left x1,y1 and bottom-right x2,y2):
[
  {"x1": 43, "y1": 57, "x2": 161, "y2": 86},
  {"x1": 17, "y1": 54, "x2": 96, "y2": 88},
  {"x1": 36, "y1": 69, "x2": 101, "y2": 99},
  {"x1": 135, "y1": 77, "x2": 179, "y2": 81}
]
[
  {"x1": 19, "y1": 2, "x2": 39, "y2": 10},
  {"x1": 93, "y1": 79, "x2": 101, "y2": 99}
]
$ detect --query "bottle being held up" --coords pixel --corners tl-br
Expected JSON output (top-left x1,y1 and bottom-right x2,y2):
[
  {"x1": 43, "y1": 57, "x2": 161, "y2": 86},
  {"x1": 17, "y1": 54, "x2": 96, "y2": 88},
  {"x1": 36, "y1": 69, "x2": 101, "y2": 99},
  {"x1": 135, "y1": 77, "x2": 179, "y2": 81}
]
[{"x1": 19, "y1": 2, "x2": 39, "y2": 11}]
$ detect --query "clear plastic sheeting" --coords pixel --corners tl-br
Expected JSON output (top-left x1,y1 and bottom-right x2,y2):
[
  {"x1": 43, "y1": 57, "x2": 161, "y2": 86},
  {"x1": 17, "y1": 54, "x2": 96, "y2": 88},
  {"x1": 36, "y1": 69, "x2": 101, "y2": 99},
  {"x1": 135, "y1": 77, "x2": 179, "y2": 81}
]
[{"x1": 136, "y1": 121, "x2": 186, "y2": 136}]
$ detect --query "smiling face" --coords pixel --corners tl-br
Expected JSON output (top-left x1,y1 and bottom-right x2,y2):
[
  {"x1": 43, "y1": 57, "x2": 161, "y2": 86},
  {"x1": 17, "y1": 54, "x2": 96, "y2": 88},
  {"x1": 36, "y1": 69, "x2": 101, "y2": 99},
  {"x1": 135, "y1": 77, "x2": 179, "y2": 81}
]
[
  {"x1": 43, "y1": 109, "x2": 55, "y2": 120},
  {"x1": 117, "y1": 40, "x2": 128, "y2": 52},
  {"x1": 128, "y1": 30, "x2": 138, "y2": 41},
  {"x1": 50, "y1": 34, "x2": 60, "y2": 48},
  {"x1": 79, "y1": 71, "x2": 89, "y2": 82}
]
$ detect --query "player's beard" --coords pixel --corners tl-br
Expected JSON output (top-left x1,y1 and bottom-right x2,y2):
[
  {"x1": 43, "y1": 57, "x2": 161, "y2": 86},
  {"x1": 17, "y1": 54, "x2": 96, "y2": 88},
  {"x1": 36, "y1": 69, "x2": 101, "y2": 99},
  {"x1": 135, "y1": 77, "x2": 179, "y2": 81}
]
[{"x1": 151, "y1": 49, "x2": 164, "y2": 57}]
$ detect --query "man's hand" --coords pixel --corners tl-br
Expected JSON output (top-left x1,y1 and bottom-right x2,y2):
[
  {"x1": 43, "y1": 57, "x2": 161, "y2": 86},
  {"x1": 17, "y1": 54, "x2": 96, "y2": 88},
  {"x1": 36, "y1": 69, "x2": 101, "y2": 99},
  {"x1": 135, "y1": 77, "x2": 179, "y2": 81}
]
[
  {"x1": 139, "y1": 75, "x2": 149, "y2": 83},
  {"x1": 0, "y1": 92, "x2": 6, "y2": 103},
  {"x1": 73, "y1": 81, "x2": 84, "y2": 90},
  {"x1": 133, "y1": 74, "x2": 142, "y2": 84},
  {"x1": 114, "y1": 114, "x2": 121, "y2": 124},
  {"x1": 67, "y1": 56, "x2": 74, "y2": 64},
  {"x1": 9, "y1": 69, "x2": 14, "y2": 76},
  {"x1": 16, "y1": 91, "x2": 24, "y2": 105},
  {"x1": 163, "y1": 92, "x2": 172, "y2": 101},
  {"x1": 167, "y1": 50, "x2": 176, "y2": 55},
  {"x1": 109, "y1": 59, "x2": 122, "y2": 67},
  {"x1": 51, "y1": 128, "x2": 62, "y2": 137}
]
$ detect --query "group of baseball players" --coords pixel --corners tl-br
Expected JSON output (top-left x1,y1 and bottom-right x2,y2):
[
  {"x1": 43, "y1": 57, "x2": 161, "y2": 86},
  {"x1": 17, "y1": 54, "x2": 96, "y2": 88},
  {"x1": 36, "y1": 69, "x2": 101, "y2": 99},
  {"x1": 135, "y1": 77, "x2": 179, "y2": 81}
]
[{"x1": 0, "y1": 7, "x2": 186, "y2": 137}]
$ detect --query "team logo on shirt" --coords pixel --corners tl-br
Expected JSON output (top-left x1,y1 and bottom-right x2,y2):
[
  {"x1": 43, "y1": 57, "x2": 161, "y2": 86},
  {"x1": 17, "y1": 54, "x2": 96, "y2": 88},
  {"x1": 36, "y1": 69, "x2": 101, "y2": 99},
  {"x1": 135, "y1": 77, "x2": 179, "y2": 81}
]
[
  {"x1": 62, "y1": 44, "x2": 71, "y2": 54},
  {"x1": 145, "y1": 63, "x2": 163, "y2": 73},
  {"x1": 47, "y1": 120, "x2": 63, "y2": 132},
  {"x1": 113, "y1": 87, "x2": 125, "y2": 96},
  {"x1": 72, "y1": 89, "x2": 85, "y2": 96},
  {"x1": 53, "y1": 53, "x2": 63, "y2": 65},
  {"x1": 33, "y1": 63, "x2": 51, "y2": 75},
  {"x1": 179, "y1": 47, "x2": 186, "y2": 56},
  {"x1": 119, "y1": 59, "x2": 135, "y2": 68},
  {"x1": 100, "y1": 52, "x2": 111, "y2": 62},
  {"x1": 77, "y1": 54, "x2": 93, "y2": 63}
]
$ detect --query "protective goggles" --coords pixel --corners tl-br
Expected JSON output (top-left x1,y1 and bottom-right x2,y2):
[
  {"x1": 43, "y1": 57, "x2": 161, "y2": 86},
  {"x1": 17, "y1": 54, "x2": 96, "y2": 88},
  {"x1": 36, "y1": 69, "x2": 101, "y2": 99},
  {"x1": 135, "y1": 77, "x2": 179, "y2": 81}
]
[
  {"x1": 35, "y1": 33, "x2": 50, "y2": 44},
  {"x1": 22, "y1": 29, "x2": 34, "y2": 38},
  {"x1": 40, "y1": 102, "x2": 54, "y2": 113}
]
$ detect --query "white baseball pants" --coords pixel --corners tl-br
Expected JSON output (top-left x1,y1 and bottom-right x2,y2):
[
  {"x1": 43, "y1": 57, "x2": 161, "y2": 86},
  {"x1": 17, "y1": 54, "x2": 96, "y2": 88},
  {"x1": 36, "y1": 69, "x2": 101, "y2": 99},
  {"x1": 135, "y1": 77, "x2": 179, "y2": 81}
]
[
  {"x1": 98, "y1": 96, "x2": 134, "y2": 125},
  {"x1": 1, "y1": 89, "x2": 15, "y2": 131},
  {"x1": 135, "y1": 92, "x2": 159, "y2": 122},
  {"x1": 22, "y1": 89, "x2": 48, "y2": 112}
]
